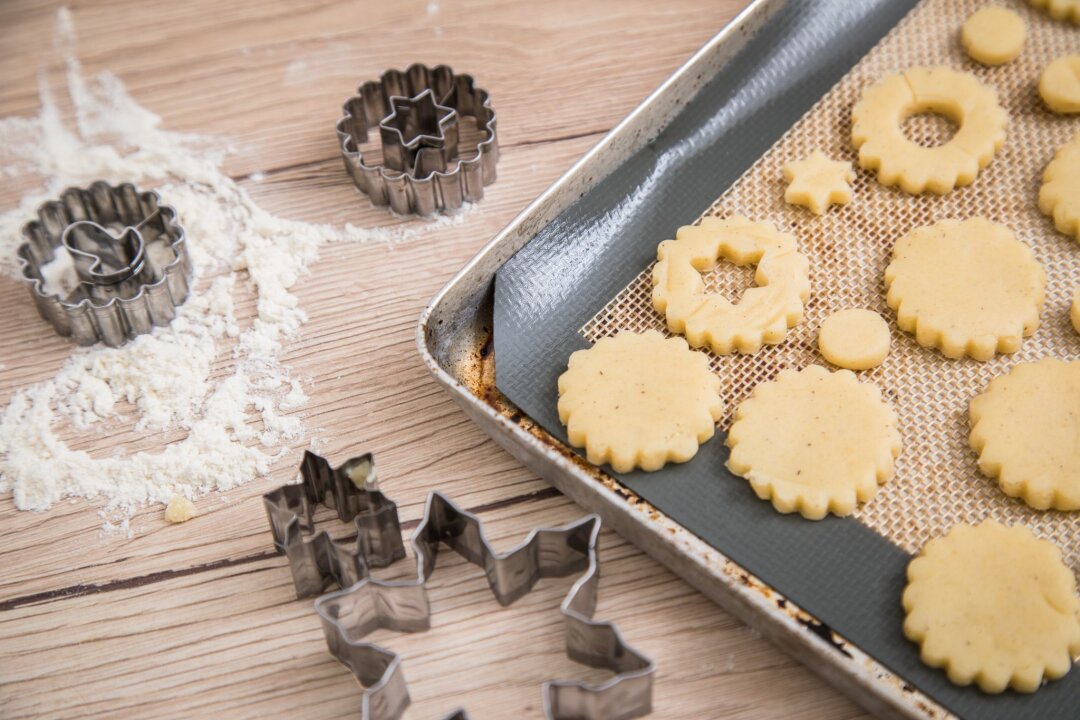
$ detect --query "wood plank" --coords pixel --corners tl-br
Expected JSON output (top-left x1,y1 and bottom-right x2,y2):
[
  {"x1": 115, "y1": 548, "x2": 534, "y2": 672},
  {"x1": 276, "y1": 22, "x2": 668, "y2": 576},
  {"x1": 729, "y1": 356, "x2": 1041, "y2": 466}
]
[{"x1": 0, "y1": 0, "x2": 871, "y2": 717}]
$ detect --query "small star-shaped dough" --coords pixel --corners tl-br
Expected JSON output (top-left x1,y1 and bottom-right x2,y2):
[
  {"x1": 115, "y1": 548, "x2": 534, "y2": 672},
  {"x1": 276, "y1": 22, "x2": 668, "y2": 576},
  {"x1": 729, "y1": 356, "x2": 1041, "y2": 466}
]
[{"x1": 782, "y1": 151, "x2": 855, "y2": 214}]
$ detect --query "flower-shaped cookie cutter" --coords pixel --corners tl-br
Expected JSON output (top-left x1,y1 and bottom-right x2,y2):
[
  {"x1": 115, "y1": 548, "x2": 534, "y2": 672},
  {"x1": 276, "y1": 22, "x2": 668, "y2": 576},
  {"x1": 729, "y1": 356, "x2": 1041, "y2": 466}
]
[
  {"x1": 336, "y1": 63, "x2": 498, "y2": 216},
  {"x1": 17, "y1": 181, "x2": 192, "y2": 347}
]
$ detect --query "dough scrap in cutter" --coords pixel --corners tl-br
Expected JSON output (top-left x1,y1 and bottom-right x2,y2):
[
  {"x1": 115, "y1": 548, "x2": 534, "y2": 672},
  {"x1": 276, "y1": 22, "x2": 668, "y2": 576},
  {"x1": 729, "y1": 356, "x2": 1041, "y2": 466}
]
[
  {"x1": 903, "y1": 520, "x2": 1080, "y2": 693},
  {"x1": 969, "y1": 357, "x2": 1080, "y2": 511},
  {"x1": 652, "y1": 215, "x2": 810, "y2": 355},
  {"x1": 726, "y1": 365, "x2": 901, "y2": 520},
  {"x1": 557, "y1": 330, "x2": 722, "y2": 473},
  {"x1": 884, "y1": 218, "x2": 1045, "y2": 361}
]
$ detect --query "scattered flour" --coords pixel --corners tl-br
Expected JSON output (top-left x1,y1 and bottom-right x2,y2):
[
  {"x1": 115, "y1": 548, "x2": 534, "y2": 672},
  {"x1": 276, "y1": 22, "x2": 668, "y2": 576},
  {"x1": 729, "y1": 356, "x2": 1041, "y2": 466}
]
[{"x1": 0, "y1": 7, "x2": 469, "y2": 530}]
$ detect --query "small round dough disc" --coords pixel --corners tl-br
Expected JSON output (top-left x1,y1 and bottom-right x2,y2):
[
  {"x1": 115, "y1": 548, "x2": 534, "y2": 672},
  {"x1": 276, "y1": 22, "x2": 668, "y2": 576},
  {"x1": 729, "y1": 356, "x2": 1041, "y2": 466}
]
[
  {"x1": 1039, "y1": 55, "x2": 1080, "y2": 114},
  {"x1": 903, "y1": 520, "x2": 1080, "y2": 694},
  {"x1": 961, "y1": 6, "x2": 1026, "y2": 66},
  {"x1": 557, "y1": 330, "x2": 722, "y2": 473},
  {"x1": 818, "y1": 309, "x2": 891, "y2": 370},
  {"x1": 969, "y1": 358, "x2": 1080, "y2": 510},
  {"x1": 1072, "y1": 286, "x2": 1080, "y2": 334},
  {"x1": 884, "y1": 218, "x2": 1046, "y2": 361},
  {"x1": 726, "y1": 365, "x2": 901, "y2": 520}
]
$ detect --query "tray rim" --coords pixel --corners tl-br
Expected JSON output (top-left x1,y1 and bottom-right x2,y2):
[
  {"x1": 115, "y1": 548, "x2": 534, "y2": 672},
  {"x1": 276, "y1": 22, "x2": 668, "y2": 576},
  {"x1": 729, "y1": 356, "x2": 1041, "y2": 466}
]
[{"x1": 417, "y1": 2, "x2": 945, "y2": 718}]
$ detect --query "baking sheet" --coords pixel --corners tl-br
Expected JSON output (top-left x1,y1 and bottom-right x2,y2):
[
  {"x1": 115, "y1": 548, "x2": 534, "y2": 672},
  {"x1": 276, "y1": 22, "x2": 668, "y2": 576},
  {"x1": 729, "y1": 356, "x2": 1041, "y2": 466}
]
[{"x1": 493, "y1": 0, "x2": 1080, "y2": 718}]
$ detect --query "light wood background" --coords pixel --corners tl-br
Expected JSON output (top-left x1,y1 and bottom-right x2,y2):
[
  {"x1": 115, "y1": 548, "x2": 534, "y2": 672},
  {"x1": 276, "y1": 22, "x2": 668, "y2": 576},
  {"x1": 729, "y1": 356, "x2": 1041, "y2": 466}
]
[{"x1": 0, "y1": 1, "x2": 873, "y2": 718}]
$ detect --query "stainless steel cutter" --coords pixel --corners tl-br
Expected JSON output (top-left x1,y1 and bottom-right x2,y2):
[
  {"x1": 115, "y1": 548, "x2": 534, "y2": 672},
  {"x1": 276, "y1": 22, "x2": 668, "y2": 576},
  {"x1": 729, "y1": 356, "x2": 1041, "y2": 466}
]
[
  {"x1": 264, "y1": 451, "x2": 654, "y2": 720},
  {"x1": 17, "y1": 181, "x2": 192, "y2": 347},
  {"x1": 336, "y1": 63, "x2": 498, "y2": 217}
]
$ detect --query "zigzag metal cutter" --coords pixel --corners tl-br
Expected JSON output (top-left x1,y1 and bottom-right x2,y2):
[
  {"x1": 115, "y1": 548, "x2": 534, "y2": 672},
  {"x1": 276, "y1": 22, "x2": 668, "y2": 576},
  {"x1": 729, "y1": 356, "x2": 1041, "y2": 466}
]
[{"x1": 263, "y1": 451, "x2": 655, "y2": 720}]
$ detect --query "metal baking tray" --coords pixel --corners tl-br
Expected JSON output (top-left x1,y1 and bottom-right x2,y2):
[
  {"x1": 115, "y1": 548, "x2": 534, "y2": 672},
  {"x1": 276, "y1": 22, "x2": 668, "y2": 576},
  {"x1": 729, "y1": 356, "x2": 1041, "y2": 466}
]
[{"x1": 417, "y1": 1, "x2": 1076, "y2": 718}]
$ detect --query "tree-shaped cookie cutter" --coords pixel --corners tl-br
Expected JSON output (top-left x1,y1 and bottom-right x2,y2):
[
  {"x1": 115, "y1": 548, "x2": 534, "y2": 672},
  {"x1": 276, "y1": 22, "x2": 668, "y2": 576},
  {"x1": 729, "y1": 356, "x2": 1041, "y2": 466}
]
[
  {"x1": 17, "y1": 181, "x2": 192, "y2": 347},
  {"x1": 264, "y1": 451, "x2": 654, "y2": 720},
  {"x1": 336, "y1": 63, "x2": 498, "y2": 217}
]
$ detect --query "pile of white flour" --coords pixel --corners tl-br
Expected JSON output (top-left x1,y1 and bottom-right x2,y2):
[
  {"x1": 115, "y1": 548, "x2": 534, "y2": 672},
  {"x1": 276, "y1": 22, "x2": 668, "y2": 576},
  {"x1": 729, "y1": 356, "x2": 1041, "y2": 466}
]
[{"x1": 0, "y1": 8, "x2": 464, "y2": 533}]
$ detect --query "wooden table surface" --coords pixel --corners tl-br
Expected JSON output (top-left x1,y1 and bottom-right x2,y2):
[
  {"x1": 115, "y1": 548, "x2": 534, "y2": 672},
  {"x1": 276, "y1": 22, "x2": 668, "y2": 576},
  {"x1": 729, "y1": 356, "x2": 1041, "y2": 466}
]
[{"x1": 0, "y1": 1, "x2": 874, "y2": 718}]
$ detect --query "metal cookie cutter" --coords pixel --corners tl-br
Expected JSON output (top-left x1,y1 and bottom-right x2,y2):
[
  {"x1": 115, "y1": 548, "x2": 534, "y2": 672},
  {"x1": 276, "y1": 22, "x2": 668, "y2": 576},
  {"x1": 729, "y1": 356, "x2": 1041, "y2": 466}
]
[
  {"x1": 17, "y1": 181, "x2": 192, "y2": 347},
  {"x1": 265, "y1": 452, "x2": 654, "y2": 720},
  {"x1": 263, "y1": 451, "x2": 406, "y2": 599},
  {"x1": 336, "y1": 63, "x2": 498, "y2": 216}
]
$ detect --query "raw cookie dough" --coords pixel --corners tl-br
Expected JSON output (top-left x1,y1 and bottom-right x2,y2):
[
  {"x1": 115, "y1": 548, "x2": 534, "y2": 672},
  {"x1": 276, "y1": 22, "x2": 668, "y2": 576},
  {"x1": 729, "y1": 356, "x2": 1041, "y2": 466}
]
[
  {"x1": 1039, "y1": 55, "x2": 1080, "y2": 114},
  {"x1": 961, "y1": 6, "x2": 1026, "y2": 66},
  {"x1": 652, "y1": 215, "x2": 810, "y2": 355},
  {"x1": 1029, "y1": 0, "x2": 1080, "y2": 24},
  {"x1": 557, "y1": 330, "x2": 722, "y2": 473},
  {"x1": 726, "y1": 365, "x2": 901, "y2": 520},
  {"x1": 782, "y1": 151, "x2": 855, "y2": 214},
  {"x1": 851, "y1": 66, "x2": 1007, "y2": 194},
  {"x1": 884, "y1": 218, "x2": 1046, "y2": 361},
  {"x1": 903, "y1": 520, "x2": 1080, "y2": 693},
  {"x1": 165, "y1": 495, "x2": 197, "y2": 523},
  {"x1": 818, "y1": 309, "x2": 891, "y2": 370},
  {"x1": 1073, "y1": 286, "x2": 1080, "y2": 334},
  {"x1": 1039, "y1": 131, "x2": 1080, "y2": 242},
  {"x1": 969, "y1": 358, "x2": 1080, "y2": 510}
]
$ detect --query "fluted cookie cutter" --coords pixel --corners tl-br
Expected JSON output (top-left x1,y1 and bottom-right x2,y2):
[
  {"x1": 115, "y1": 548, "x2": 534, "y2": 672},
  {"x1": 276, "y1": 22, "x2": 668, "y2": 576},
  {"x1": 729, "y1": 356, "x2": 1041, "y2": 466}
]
[
  {"x1": 263, "y1": 451, "x2": 406, "y2": 599},
  {"x1": 305, "y1": 474, "x2": 654, "y2": 719},
  {"x1": 336, "y1": 63, "x2": 498, "y2": 216},
  {"x1": 17, "y1": 181, "x2": 192, "y2": 347}
]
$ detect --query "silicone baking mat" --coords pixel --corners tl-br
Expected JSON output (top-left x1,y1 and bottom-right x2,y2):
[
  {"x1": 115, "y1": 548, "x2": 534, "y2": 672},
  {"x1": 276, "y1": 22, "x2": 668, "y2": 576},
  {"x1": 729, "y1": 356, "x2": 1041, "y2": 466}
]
[{"x1": 493, "y1": 0, "x2": 1079, "y2": 717}]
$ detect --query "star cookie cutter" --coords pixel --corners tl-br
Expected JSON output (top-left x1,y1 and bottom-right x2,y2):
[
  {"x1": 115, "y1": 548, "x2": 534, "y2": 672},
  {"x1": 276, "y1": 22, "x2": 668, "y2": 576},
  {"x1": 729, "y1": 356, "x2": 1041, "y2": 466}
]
[
  {"x1": 336, "y1": 63, "x2": 498, "y2": 217},
  {"x1": 265, "y1": 451, "x2": 654, "y2": 720},
  {"x1": 17, "y1": 181, "x2": 192, "y2": 347},
  {"x1": 263, "y1": 451, "x2": 406, "y2": 599}
]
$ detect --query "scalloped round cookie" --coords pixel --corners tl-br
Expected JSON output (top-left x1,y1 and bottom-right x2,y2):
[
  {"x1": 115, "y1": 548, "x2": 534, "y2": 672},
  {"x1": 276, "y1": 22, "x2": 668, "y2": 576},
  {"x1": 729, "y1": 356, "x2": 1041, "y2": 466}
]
[
  {"x1": 652, "y1": 215, "x2": 810, "y2": 355},
  {"x1": 818, "y1": 308, "x2": 891, "y2": 370},
  {"x1": 1073, "y1": 286, "x2": 1080, "y2": 334},
  {"x1": 969, "y1": 358, "x2": 1080, "y2": 510},
  {"x1": 961, "y1": 6, "x2": 1026, "y2": 66},
  {"x1": 851, "y1": 66, "x2": 1007, "y2": 194},
  {"x1": 884, "y1": 218, "x2": 1046, "y2": 361},
  {"x1": 903, "y1": 521, "x2": 1080, "y2": 693},
  {"x1": 1039, "y1": 55, "x2": 1080, "y2": 114},
  {"x1": 557, "y1": 330, "x2": 722, "y2": 473},
  {"x1": 726, "y1": 366, "x2": 901, "y2": 520},
  {"x1": 1029, "y1": 0, "x2": 1080, "y2": 24},
  {"x1": 1039, "y1": 131, "x2": 1080, "y2": 242}
]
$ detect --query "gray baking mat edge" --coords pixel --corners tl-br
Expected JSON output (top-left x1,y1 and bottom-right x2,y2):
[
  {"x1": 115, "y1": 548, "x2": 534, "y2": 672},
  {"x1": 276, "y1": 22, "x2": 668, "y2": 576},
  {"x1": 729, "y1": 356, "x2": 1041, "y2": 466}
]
[{"x1": 492, "y1": 1, "x2": 1079, "y2": 718}]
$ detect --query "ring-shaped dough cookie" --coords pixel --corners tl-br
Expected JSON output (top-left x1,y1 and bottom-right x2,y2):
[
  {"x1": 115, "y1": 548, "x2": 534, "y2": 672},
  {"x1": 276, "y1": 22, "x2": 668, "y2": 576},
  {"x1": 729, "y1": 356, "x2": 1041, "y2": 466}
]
[
  {"x1": 903, "y1": 521, "x2": 1080, "y2": 694},
  {"x1": 852, "y1": 66, "x2": 1007, "y2": 194},
  {"x1": 652, "y1": 216, "x2": 810, "y2": 355},
  {"x1": 557, "y1": 330, "x2": 723, "y2": 473},
  {"x1": 969, "y1": 358, "x2": 1080, "y2": 510},
  {"x1": 1039, "y1": 131, "x2": 1080, "y2": 242},
  {"x1": 726, "y1": 365, "x2": 901, "y2": 520},
  {"x1": 884, "y1": 218, "x2": 1046, "y2": 361}
]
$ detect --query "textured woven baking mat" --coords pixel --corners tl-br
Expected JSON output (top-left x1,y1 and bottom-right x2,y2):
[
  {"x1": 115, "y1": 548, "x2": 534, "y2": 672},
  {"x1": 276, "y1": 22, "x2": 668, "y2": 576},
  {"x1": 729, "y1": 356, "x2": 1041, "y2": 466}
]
[{"x1": 582, "y1": 0, "x2": 1080, "y2": 575}]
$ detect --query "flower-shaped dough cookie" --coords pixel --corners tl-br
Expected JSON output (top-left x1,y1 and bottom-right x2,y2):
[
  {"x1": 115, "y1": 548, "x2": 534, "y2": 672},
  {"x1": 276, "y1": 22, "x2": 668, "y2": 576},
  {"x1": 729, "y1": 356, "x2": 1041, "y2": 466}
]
[
  {"x1": 557, "y1": 330, "x2": 722, "y2": 473},
  {"x1": 652, "y1": 216, "x2": 810, "y2": 355},
  {"x1": 1039, "y1": 55, "x2": 1080, "y2": 114},
  {"x1": 1073, "y1": 287, "x2": 1080, "y2": 334},
  {"x1": 1029, "y1": 0, "x2": 1080, "y2": 24},
  {"x1": 782, "y1": 151, "x2": 855, "y2": 214},
  {"x1": 852, "y1": 66, "x2": 1007, "y2": 194},
  {"x1": 969, "y1": 358, "x2": 1080, "y2": 510},
  {"x1": 903, "y1": 521, "x2": 1080, "y2": 693},
  {"x1": 1039, "y1": 131, "x2": 1080, "y2": 242},
  {"x1": 884, "y1": 218, "x2": 1046, "y2": 361},
  {"x1": 726, "y1": 365, "x2": 901, "y2": 520}
]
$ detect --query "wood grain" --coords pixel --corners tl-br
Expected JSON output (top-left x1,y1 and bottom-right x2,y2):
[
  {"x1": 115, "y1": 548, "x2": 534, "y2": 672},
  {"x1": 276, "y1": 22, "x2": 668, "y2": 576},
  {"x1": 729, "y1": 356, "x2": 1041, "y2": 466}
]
[{"x1": 0, "y1": 1, "x2": 872, "y2": 717}]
